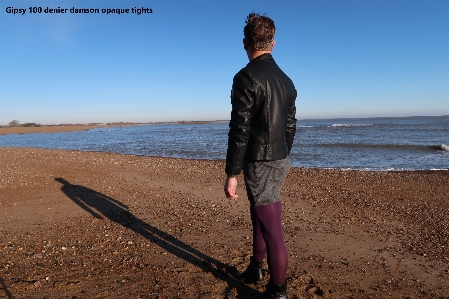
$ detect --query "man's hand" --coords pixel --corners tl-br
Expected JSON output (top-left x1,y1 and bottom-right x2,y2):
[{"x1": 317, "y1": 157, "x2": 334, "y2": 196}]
[{"x1": 224, "y1": 177, "x2": 239, "y2": 200}]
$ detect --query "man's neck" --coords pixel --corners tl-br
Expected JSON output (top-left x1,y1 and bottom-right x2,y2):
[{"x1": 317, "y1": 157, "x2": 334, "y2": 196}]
[{"x1": 247, "y1": 50, "x2": 271, "y2": 61}]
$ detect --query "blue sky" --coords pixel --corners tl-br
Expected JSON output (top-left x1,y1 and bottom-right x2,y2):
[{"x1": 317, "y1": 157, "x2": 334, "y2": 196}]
[{"x1": 1, "y1": 0, "x2": 448, "y2": 125}]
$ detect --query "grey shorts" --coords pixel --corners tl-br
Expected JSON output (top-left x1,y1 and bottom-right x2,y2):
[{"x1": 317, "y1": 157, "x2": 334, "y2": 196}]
[{"x1": 242, "y1": 157, "x2": 290, "y2": 206}]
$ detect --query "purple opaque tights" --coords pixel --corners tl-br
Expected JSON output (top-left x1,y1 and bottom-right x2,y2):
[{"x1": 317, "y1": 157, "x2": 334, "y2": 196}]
[{"x1": 250, "y1": 201, "x2": 288, "y2": 285}]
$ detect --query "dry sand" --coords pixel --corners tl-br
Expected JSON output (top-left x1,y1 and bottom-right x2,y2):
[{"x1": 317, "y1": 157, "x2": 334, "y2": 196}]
[{"x1": 0, "y1": 147, "x2": 448, "y2": 299}]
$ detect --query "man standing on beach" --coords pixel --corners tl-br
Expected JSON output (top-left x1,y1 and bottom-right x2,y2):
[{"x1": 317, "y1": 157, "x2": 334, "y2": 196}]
[{"x1": 224, "y1": 12, "x2": 297, "y2": 299}]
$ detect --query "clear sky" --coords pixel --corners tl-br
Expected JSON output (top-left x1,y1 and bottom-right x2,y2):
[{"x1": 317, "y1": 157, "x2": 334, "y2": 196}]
[{"x1": 1, "y1": 0, "x2": 448, "y2": 125}]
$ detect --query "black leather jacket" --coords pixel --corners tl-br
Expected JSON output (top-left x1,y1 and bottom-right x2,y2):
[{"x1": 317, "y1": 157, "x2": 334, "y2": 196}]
[{"x1": 225, "y1": 53, "x2": 297, "y2": 176}]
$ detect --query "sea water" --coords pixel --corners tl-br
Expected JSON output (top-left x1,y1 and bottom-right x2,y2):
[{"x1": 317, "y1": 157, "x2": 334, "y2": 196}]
[{"x1": 1, "y1": 116, "x2": 448, "y2": 171}]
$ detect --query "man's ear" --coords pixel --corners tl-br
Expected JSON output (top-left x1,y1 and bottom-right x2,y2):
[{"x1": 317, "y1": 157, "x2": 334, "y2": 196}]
[
  {"x1": 271, "y1": 40, "x2": 276, "y2": 50},
  {"x1": 243, "y1": 38, "x2": 248, "y2": 50}
]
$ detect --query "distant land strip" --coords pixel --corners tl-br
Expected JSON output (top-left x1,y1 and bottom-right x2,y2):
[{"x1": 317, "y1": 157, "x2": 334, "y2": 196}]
[{"x1": 0, "y1": 121, "x2": 229, "y2": 135}]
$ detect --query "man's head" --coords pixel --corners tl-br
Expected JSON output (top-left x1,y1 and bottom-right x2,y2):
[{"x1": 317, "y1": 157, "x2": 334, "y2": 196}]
[{"x1": 243, "y1": 12, "x2": 275, "y2": 52}]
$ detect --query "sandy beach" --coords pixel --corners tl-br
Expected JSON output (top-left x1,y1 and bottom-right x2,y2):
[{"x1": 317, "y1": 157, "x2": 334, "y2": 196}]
[{"x1": 1, "y1": 147, "x2": 448, "y2": 299}]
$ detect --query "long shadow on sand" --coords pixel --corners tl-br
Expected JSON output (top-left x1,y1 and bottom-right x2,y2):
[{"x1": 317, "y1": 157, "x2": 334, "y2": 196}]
[
  {"x1": 55, "y1": 178, "x2": 257, "y2": 298},
  {"x1": 0, "y1": 277, "x2": 14, "y2": 299}
]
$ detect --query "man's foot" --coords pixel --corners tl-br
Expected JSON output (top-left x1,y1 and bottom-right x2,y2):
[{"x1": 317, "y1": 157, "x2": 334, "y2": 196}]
[
  {"x1": 235, "y1": 256, "x2": 264, "y2": 284},
  {"x1": 247, "y1": 281, "x2": 288, "y2": 299}
]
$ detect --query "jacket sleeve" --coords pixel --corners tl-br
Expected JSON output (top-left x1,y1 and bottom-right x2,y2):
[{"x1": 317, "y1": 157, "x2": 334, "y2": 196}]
[
  {"x1": 225, "y1": 70, "x2": 255, "y2": 176},
  {"x1": 286, "y1": 88, "x2": 297, "y2": 154}
]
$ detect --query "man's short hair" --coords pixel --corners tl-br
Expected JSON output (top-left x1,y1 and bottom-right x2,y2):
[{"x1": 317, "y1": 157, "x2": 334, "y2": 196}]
[{"x1": 244, "y1": 12, "x2": 275, "y2": 51}]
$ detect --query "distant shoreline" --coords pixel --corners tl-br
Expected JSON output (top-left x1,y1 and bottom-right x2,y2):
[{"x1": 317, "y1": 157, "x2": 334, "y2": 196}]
[
  {"x1": 2, "y1": 115, "x2": 447, "y2": 135},
  {"x1": 0, "y1": 121, "x2": 229, "y2": 135},
  {"x1": 0, "y1": 124, "x2": 130, "y2": 135}
]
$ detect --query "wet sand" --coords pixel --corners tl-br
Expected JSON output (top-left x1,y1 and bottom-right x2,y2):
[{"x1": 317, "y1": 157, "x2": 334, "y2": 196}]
[{"x1": 0, "y1": 147, "x2": 448, "y2": 298}]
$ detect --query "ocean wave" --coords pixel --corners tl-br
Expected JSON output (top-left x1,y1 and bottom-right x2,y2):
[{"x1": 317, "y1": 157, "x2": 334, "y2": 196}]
[
  {"x1": 297, "y1": 123, "x2": 375, "y2": 128},
  {"x1": 307, "y1": 166, "x2": 449, "y2": 171},
  {"x1": 429, "y1": 144, "x2": 449, "y2": 151},
  {"x1": 318, "y1": 143, "x2": 449, "y2": 152},
  {"x1": 331, "y1": 123, "x2": 374, "y2": 127}
]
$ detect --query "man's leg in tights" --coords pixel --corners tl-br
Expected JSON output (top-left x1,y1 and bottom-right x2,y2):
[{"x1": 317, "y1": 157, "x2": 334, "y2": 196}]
[
  {"x1": 250, "y1": 201, "x2": 288, "y2": 285},
  {"x1": 250, "y1": 205, "x2": 267, "y2": 262}
]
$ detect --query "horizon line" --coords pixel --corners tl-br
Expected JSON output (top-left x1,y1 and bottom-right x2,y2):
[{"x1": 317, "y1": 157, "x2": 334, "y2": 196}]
[{"x1": 1, "y1": 114, "x2": 447, "y2": 127}]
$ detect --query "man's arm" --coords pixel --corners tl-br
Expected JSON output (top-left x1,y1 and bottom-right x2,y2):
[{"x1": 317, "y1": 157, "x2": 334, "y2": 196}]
[
  {"x1": 224, "y1": 70, "x2": 255, "y2": 199},
  {"x1": 286, "y1": 88, "x2": 297, "y2": 154},
  {"x1": 225, "y1": 70, "x2": 255, "y2": 176}
]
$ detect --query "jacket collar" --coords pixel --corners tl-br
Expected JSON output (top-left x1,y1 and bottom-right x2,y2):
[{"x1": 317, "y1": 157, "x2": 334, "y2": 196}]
[{"x1": 248, "y1": 53, "x2": 274, "y2": 65}]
